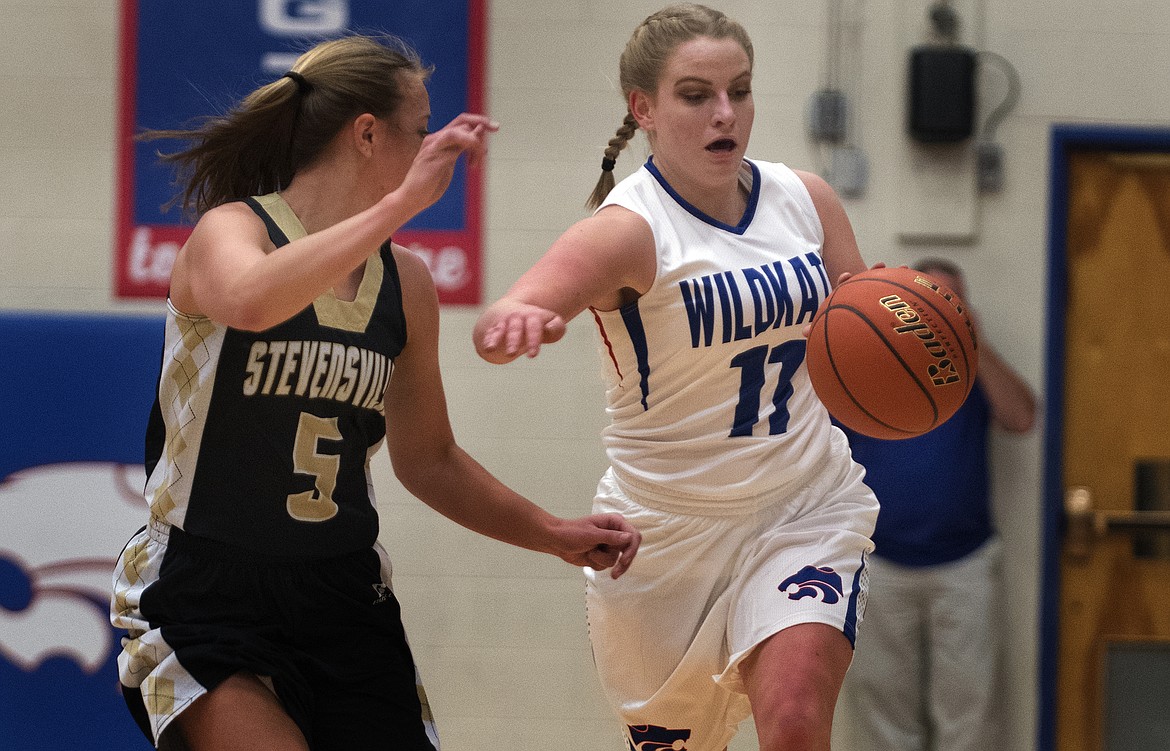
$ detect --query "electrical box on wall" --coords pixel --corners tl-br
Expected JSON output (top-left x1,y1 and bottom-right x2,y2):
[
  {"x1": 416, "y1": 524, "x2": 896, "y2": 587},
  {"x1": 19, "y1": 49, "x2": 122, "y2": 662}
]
[
  {"x1": 894, "y1": 0, "x2": 981, "y2": 243},
  {"x1": 907, "y1": 45, "x2": 976, "y2": 143}
]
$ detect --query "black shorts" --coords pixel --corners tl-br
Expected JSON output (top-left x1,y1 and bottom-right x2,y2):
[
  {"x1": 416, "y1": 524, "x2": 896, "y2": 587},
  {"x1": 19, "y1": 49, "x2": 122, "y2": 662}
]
[{"x1": 119, "y1": 523, "x2": 436, "y2": 751}]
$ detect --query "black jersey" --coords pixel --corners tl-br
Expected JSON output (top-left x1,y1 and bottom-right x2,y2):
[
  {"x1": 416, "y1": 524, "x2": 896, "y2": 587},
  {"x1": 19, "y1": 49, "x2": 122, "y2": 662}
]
[{"x1": 142, "y1": 193, "x2": 407, "y2": 557}]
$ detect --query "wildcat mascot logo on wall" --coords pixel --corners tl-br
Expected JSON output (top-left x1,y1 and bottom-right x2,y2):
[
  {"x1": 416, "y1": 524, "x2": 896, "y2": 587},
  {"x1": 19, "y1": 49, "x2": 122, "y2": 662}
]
[
  {"x1": 0, "y1": 313, "x2": 163, "y2": 748},
  {"x1": 0, "y1": 464, "x2": 154, "y2": 748}
]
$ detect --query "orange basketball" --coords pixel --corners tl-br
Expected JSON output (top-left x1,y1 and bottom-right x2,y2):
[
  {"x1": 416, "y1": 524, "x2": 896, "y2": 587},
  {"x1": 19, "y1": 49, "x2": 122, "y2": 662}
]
[{"x1": 806, "y1": 266, "x2": 978, "y2": 440}]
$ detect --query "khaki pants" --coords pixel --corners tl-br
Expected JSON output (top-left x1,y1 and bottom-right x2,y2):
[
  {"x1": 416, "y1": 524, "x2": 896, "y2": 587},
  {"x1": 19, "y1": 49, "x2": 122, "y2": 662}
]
[{"x1": 837, "y1": 539, "x2": 1002, "y2": 751}]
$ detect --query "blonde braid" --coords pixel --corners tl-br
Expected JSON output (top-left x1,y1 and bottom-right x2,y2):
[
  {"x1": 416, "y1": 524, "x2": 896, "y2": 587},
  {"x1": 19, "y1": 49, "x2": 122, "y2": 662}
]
[{"x1": 585, "y1": 111, "x2": 639, "y2": 211}]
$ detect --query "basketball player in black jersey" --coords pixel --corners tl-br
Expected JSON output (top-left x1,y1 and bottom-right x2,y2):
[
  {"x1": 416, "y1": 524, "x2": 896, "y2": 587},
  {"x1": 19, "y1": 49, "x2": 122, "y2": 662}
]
[{"x1": 110, "y1": 34, "x2": 640, "y2": 751}]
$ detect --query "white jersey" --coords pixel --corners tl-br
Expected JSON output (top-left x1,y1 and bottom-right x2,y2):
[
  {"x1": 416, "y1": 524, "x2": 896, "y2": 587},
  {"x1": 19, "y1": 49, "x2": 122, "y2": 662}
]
[{"x1": 593, "y1": 158, "x2": 836, "y2": 510}]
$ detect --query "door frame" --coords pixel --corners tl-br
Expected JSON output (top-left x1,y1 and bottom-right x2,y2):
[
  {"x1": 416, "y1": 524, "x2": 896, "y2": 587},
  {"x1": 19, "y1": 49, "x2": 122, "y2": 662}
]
[{"x1": 1039, "y1": 123, "x2": 1170, "y2": 751}]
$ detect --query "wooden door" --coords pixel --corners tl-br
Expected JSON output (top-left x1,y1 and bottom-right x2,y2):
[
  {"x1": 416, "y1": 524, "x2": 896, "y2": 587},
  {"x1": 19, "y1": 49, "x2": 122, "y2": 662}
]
[{"x1": 1057, "y1": 149, "x2": 1170, "y2": 751}]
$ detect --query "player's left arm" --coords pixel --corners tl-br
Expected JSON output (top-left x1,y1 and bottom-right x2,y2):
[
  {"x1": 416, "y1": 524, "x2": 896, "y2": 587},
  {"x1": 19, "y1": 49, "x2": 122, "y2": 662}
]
[
  {"x1": 795, "y1": 169, "x2": 869, "y2": 286},
  {"x1": 382, "y1": 245, "x2": 640, "y2": 576}
]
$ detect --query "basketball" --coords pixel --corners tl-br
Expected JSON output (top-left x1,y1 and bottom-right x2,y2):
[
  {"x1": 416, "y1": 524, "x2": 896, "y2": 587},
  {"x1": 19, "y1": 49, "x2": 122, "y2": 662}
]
[{"x1": 806, "y1": 266, "x2": 978, "y2": 440}]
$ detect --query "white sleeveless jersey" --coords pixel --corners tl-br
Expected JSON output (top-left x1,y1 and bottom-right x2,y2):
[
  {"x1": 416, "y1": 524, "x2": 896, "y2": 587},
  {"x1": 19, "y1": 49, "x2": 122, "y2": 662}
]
[{"x1": 593, "y1": 158, "x2": 836, "y2": 510}]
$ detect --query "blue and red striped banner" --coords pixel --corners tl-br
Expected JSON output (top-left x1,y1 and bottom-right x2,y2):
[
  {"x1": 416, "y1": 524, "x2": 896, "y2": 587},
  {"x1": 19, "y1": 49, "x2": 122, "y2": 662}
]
[{"x1": 115, "y1": 0, "x2": 486, "y2": 304}]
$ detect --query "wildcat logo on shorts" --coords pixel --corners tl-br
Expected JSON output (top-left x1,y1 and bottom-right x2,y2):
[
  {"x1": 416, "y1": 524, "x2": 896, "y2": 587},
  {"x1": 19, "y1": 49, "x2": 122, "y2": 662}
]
[
  {"x1": 626, "y1": 723, "x2": 691, "y2": 751},
  {"x1": 778, "y1": 565, "x2": 843, "y2": 604}
]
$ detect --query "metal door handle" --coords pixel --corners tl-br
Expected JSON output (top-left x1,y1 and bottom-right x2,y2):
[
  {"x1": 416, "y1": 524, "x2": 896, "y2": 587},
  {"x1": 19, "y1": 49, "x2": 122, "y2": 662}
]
[{"x1": 1064, "y1": 486, "x2": 1170, "y2": 559}]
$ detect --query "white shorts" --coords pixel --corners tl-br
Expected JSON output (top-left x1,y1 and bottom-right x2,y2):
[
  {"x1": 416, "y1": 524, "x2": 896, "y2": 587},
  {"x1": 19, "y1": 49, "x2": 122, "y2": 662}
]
[{"x1": 585, "y1": 431, "x2": 878, "y2": 751}]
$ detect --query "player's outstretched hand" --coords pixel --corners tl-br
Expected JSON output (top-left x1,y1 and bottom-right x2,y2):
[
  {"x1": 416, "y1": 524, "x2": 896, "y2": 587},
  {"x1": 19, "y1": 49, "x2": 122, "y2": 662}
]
[
  {"x1": 549, "y1": 513, "x2": 641, "y2": 579},
  {"x1": 474, "y1": 300, "x2": 566, "y2": 363},
  {"x1": 395, "y1": 113, "x2": 498, "y2": 217}
]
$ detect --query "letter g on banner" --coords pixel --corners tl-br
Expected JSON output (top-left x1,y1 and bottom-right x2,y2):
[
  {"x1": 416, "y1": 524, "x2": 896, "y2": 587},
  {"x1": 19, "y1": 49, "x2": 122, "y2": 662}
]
[{"x1": 259, "y1": 0, "x2": 348, "y2": 36}]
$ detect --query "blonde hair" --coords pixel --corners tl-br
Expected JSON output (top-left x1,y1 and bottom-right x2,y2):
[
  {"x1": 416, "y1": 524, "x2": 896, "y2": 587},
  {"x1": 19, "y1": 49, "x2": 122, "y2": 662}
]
[
  {"x1": 586, "y1": 3, "x2": 754, "y2": 210},
  {"x1": 141, "y1": 35, "x2": 431, "y2": 217}
]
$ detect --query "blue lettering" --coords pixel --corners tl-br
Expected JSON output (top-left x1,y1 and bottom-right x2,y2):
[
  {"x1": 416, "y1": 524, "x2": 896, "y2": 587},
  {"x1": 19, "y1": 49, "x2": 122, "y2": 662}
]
[
  {"x1": 804, "y1": 251, "x2": 831, "y2": 297},
  {"x1": 766, "y1": 262, "x2": 795, "y2": 328},
  {"x1": 678, "y1": 255, "x2": 827, "y2": 347},
  {"x1": 712, "y1": 273, "x2": 735, "y2": 344},
  {"x1": 743, "y1": 267, "x2": 777, "y2": 335},
  {"x1": 789, "y1": 255, "x2": 821, "y2": 325},
  {"x1": 726, "y1": 271, "x2": 753, "y2": 341},
  {"x1": 679, "y1": 276, "x2": 718, "y2": 347}
]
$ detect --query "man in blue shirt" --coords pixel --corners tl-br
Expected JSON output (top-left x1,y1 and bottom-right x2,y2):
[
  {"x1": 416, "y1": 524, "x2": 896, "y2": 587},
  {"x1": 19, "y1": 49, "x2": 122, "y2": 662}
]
[{"x1": 839, "y1": 259, "x2": 1036, "y2": 751}]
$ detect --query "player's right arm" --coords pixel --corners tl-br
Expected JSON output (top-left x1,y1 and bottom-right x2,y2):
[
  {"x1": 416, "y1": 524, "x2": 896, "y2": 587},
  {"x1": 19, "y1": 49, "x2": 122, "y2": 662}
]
[
  {"x1": 473, "y1": 206, "x2": 656, "y2": 362},
  {"x1": 169, "y1": 201, "x2": 382, "y2": 330},
  {"x1": 171, "y1": 113, "x2": 498, "y2": 331},
  {"x1": 795, "y1": 169, "x2": 867, "y2": 286}
]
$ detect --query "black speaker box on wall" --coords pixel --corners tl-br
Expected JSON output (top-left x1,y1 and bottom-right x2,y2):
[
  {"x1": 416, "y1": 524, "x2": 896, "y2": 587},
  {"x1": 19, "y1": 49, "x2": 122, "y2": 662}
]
[{"x1": 908, "y1": 45, "x2": 976, "y2": 143}]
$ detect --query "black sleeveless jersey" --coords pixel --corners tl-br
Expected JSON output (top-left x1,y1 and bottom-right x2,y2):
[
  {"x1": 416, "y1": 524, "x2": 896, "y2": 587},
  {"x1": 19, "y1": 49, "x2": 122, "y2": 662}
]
[{"x1": 142, "y1": 193, "x2": 407, "y2": 557}]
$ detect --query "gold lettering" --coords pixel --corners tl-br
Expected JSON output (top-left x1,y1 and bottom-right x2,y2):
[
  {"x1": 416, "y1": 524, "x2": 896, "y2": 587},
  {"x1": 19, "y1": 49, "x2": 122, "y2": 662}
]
[
  {"x1": 243, "y1": 342, "x2": 268, "y2": 396},
  {"x1": 295, "y1": 342, "x2": 319, "y2": 396},
  {"x1": 276, "y1": 341, "x2": 301, "y2": 396},
  {"x1": 362, "y1": 353, "x2": 384, "y2": 410},
  {"x1": 893, "y1": 321, "x2": 930, "y2": 338},
  {"x1": 912, "y1": 276, "x2": 939, "y2": 292},
  {"x1": 261, "y1": 341, "x2": 287, "y2": 395},
  {"x1": 321, "y1": 342, "x2": 347, "y2": 400},
  {"x1": 351, "y1": 349, "x2": 374, "y2": 406},
  {"x1": 243, "y1": 340, "x2": 392, "y2": 408},
  {"x1": 335, "y1": 346, "x2": 360, "y2": 403},
  {"x1": 308, "y1": 342, "x2": 332, "y2": 399}
]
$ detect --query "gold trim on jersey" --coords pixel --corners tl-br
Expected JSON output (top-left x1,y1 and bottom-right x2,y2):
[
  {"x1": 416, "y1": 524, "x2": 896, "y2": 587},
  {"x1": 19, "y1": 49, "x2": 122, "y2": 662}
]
[{"x1": 253, "y1": 192, "x2": 384, "y2": 334}]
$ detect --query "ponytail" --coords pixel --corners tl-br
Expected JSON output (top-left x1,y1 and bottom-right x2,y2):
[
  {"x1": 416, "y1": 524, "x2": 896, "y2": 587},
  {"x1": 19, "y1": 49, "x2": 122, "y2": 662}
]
[{"x1": 585, "y1": 111, "x2": 639, "y2": 211}]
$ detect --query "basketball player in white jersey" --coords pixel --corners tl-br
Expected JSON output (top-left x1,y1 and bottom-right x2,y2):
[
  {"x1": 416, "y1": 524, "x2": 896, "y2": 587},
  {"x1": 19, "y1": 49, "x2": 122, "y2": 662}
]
[
  {"x1": 109, "y1": 34, "x2": 639, "y2": 751},
  {"x1": 474, "y1": 5, "x2": 879, "y2": 750}
]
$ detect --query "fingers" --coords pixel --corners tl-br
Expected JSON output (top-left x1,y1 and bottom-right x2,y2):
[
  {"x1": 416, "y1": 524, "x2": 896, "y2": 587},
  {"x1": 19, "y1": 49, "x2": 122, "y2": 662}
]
[
  {"x1": 586, "y1": 546, "x2": 621, "y2": 572},
  {"x1": 444, "y1": 112, "x2": 500, "y2": 132},
  {"x1": 475, "y1": 317, "x2": 531, "y2": 364},
  {"x1": 524, "y1": 315, "x2": 548, "y2": 357},
  {"x1": 407, "y1": 114, "x2": 497, "y2": 200},
  {"x1": 610, "y1": 531, "x2": 639, "y2": 578},
  {"x1": 427, "y1": 114, "x2": 499, "y2": 162},
  {"x1": 836, "y1": 261, "x2": 887, "y2": 287},
  {"x1": 542, "y1": 317, "x2": 567, "y2": 345},
  {"x1": 480, "y1": 321, "x2": 505, "y2": 352},
  {"x1": 588, "y1": 513, "x2": 641, "y2": 579},
  {"x1": 560, "y1": 513, "x2": 642, "y2": 577},
  {"x1": 482, "y1": 308, "x2": 564, "y2": 359},
  {"x1": 503, "y1": 313, "x2": 529, "y2": 358}
]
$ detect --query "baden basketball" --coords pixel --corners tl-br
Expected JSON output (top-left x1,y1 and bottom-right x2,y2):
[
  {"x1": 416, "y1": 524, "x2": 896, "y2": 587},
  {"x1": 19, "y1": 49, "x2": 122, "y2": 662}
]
[{"x1": 806, "y1": 266, "x2": 978, "y2": 440}]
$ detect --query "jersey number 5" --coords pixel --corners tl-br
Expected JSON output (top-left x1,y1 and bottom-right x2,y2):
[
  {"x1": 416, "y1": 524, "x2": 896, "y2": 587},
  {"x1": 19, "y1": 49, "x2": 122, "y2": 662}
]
[
  {"x1": 288, "y1": 412, "x2": 343, "y2": 522},
  {"x1": 729, "y1": 340, "x2": 806, "y2": 437}
]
